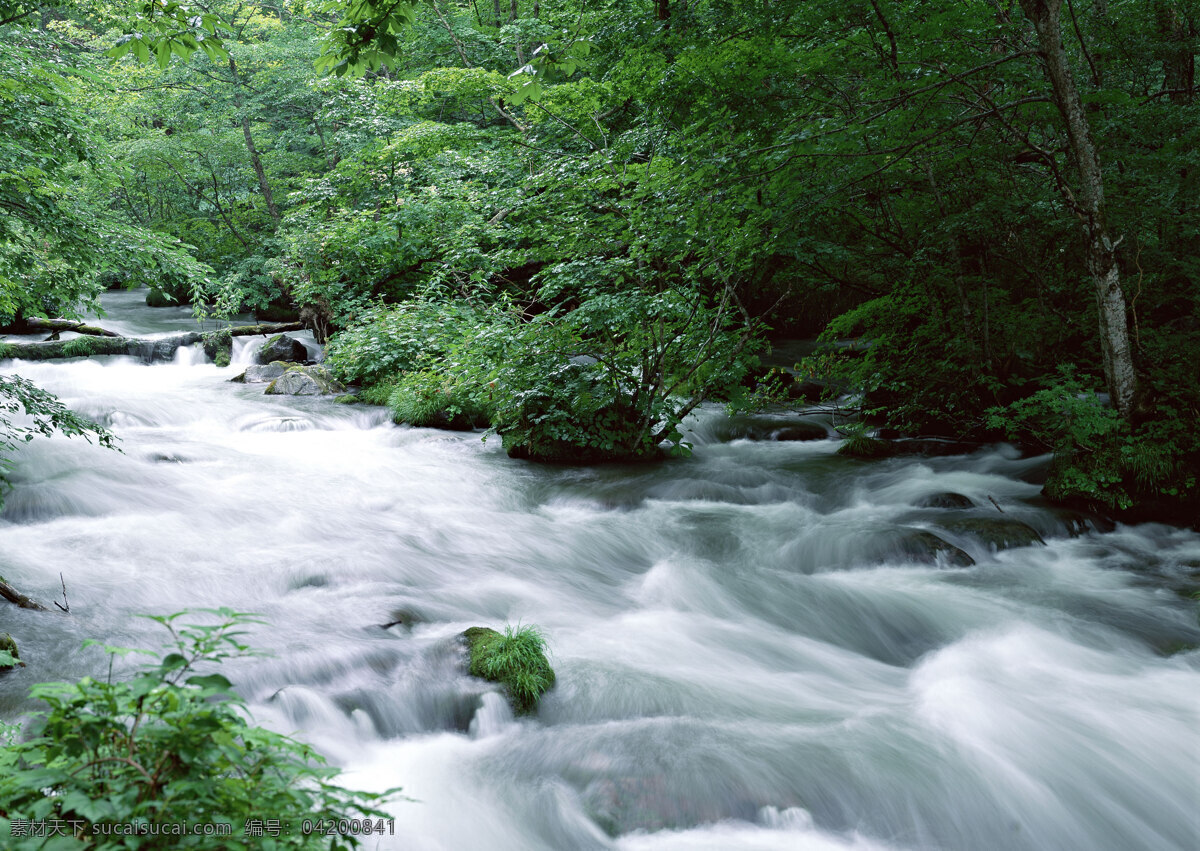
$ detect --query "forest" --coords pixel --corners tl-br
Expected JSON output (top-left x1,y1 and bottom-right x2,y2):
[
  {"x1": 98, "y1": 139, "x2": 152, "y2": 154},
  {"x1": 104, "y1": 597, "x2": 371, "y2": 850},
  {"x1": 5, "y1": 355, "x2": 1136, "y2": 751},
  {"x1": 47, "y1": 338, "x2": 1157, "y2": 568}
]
[
  {"x1": 1, "y1": 0, "x2": 1196, "y2": 519},
  {"x1": 1, "y1": 1, "x2": 1200, "y2": 849}
]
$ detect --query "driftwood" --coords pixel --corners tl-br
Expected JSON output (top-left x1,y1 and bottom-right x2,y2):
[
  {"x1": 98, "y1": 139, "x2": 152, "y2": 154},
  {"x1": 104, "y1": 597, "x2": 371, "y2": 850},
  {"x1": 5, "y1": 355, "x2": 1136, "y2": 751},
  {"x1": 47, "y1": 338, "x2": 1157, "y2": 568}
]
[
  {"x1": 0, "y1": 322, "x2": 304, "y2": 363},
  {"x1": 0, "y1": 577, "x2": 50, "y2": 611}
]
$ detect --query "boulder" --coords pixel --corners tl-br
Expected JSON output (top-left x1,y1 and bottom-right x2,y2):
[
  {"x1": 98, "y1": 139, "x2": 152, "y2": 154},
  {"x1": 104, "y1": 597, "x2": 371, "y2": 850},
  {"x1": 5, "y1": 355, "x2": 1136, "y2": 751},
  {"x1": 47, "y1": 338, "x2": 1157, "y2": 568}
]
[
  {"x1": 232, "y1": 362, "x2": 290, "y2": 384},
  {"x1": 257, "y1": 334, "x2": 307, "y2": 365},
  {"x1": 916, "y1": 492, "x2": 975, "y2": 509},
  {"x1": 886, "y1": 529, "x2": 976, "y2": 567},
  {"x1": 0, "y1": 633, "x2": 25, "y2": 669},
  {"x1": 721, "y1": 417, "x2": 827, "y2": 442},
  {"x1": 264, "y1": 365, "x2": 345, "y2": 396},
  {"x1": 937, "y1": 517, "x2": 1046, "y2": 551},
  {"x1": 460, "y1": 626, "x2": 555, "y2": 715}
]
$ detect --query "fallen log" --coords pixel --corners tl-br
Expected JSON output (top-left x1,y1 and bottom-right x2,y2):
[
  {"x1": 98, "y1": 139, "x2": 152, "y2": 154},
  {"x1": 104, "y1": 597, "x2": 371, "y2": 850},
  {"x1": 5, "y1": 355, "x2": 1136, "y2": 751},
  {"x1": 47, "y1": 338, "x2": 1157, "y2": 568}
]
[
  {"x1": 0, "y1": 577, "x2": 50, "y2": 611},
  {"x1": 0, "y1": 318, "x2": 122, "y2": 337},
  {"x1": 0, "y1": 322, "x2": 304, "y2": 363}
]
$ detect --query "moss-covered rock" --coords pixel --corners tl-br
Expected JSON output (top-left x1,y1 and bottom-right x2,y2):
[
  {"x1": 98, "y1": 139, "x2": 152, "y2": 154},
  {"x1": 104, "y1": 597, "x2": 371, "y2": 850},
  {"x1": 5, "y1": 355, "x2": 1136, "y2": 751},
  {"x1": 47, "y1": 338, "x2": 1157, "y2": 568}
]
[
  {"x1": 202, "y1": 329, "x2": 233, "y2": 367},
  {"x1": 461, "y1": 625, "x2": 555, "y2": 715},
  {"x1": 938, "y1": 517, "x2": 1046, "y2": 551},
  {"x1": 916, "y1": 492, "x2": 975, "y2": 509},
  {"x1": 264, "y1": 365, "x2": 345, "y2": 396},
  {"x1": 0, "y1": 633, "x2": 25, "y2": 670},
  {"x1": 258, "y1": 334, "x2": 307, "y2": 365}
]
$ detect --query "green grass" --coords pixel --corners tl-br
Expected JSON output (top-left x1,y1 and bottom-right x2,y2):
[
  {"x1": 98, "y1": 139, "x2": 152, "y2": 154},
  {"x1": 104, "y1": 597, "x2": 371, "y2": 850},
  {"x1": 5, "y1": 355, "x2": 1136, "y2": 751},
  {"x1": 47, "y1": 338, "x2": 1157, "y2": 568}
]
[{"x1": 465, "y1": 625, "x2": 555, "y2": 714}]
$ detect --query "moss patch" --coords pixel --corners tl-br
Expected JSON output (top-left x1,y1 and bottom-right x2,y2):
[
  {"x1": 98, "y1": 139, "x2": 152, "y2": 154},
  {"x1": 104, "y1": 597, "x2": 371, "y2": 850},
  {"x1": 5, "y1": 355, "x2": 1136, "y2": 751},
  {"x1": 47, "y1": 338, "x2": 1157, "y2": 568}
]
[
  {"x1": 0, "y1": 633, "x2": 25, "y2": 670},
  {"x1": 462, "y1": 625, "x2": 555, "y2": 715}
]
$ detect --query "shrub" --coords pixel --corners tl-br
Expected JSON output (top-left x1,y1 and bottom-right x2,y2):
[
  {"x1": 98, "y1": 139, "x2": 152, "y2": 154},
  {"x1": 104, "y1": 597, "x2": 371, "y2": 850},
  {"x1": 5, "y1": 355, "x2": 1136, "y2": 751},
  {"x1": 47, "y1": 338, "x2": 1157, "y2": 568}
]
[
  {"x1": 0, "y1": 610, "x2": 396, "y2": 849},
  {"x1": 386, "y1": 370, "x2": 491, "y2": 430}
]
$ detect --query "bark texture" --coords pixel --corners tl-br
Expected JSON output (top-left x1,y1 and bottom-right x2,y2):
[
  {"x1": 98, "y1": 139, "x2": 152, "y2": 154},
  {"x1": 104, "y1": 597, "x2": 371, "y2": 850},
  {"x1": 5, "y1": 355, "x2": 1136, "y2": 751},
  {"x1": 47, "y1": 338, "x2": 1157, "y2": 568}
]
[{"x1": 1019, "y1": 0, "x2": 1139, "y2": 417}]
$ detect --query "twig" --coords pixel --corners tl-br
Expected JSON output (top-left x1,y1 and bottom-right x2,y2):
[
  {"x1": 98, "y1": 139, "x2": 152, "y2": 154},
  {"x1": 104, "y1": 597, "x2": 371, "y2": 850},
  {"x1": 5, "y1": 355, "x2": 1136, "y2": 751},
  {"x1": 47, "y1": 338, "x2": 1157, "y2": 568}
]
[
  {"x1": 53, "y1": 572, "x2": 70, "y2": 613},
  {"x1": 988, "y1": 495, "x2": 1005, "y2": 513}
]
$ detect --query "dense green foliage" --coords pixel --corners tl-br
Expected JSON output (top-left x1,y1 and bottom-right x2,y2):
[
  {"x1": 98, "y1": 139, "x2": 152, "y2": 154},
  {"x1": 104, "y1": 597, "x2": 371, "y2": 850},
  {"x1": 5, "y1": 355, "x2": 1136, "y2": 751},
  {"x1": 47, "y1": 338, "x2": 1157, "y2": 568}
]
[
  {"x1": 0, "y1": 610, "x2": 395, "y2": 849},
  {"x1": 2, "y1": 0, "x2": 1198, "y2": 505}
]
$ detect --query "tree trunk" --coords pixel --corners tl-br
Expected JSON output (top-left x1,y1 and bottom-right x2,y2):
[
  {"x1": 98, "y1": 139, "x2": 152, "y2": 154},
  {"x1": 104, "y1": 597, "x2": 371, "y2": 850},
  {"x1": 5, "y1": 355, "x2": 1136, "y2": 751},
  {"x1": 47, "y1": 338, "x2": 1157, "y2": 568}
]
[
  {"x1": 229, "y1": 57, "x2": 281, "y2": 226},
  {"x1": 1019, "y1": 0, "x2": 1139, "y2": 417},
  {"x1": 1156, "y1": 2, "x2": 1195, "y2": 103}
]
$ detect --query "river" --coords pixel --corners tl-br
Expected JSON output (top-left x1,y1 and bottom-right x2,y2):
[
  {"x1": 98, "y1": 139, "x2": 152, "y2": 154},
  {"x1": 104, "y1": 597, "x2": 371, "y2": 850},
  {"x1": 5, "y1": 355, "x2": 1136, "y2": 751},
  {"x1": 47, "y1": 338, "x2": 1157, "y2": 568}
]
[{"x1": 2, "y1": 290, "x2": 1198, "y2": 850}]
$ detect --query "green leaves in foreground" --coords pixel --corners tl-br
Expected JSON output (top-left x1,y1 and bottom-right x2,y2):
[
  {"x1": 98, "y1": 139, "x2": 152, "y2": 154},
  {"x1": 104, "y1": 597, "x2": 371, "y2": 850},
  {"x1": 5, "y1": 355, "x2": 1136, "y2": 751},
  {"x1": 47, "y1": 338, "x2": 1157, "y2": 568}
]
[{"x1": 0, "y1": 609, "x2": 398, "y2": 849}]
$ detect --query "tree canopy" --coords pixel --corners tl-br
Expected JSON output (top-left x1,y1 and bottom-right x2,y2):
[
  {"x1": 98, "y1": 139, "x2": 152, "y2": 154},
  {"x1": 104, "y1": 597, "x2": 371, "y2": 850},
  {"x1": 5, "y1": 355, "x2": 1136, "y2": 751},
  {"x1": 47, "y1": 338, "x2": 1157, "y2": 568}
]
[{"x1": 1, "y1": 0, "x2": 1197, "y2": 518}]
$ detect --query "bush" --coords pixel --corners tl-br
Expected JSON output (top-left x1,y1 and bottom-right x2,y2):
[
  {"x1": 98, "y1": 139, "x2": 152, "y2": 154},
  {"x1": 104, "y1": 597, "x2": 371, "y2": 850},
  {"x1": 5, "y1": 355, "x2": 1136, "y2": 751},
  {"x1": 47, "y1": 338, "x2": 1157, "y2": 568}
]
[
  {"x1": 386, "y1": 370, "x2": 492, "y2": 430},
  {"x1": 0, "y1": 610, "x2": 396, "y2": 849},
  {"x1": 463, "y1": 625, "x2": 555, "y2": 715}
]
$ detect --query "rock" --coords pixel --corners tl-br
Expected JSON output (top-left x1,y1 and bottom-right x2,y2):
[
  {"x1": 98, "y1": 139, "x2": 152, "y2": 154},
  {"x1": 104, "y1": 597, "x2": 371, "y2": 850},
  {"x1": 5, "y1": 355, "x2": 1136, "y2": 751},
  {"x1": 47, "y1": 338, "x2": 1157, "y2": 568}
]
[
  {"x1": 720, "y1": 417, "x2": 827, "y2": 442},
  {"x1": 773, "y1": 423, "x2": 827, "y2": 442},
  {"x1": 234, "y1": 362, "x2": 290, "y2": 384},
  {"x1": 333, "y1": 393, "x2": 361, "y2": 404},
  {"x1": 460, "y1": 625, "x2": 555, "y2": 715},
  {"x1": 937, "y1": 517, "x2": 1046, "y2": 550},
  {"x1": 258, "y1": 334, "x2": 308, "y2": 364},
  {"x1": 264, "y1": 365, "x2": 345, "y2": 396},
  {"x1": 886, "y1": 529, "x2": 976, "y2": 567},
  {"x1": 0, "y1": 633, "x2": 25, "y2": 669},
  {"x1": 916, "y1": 492, "x2": 975, "y2": 509}
]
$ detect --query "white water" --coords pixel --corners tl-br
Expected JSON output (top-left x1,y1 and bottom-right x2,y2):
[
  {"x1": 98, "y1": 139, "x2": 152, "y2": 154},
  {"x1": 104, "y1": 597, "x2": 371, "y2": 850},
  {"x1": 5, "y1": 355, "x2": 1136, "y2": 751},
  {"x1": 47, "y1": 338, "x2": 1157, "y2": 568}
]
[{"x1": 2, "y1": 291, "x2": 1199, "y2": 850}]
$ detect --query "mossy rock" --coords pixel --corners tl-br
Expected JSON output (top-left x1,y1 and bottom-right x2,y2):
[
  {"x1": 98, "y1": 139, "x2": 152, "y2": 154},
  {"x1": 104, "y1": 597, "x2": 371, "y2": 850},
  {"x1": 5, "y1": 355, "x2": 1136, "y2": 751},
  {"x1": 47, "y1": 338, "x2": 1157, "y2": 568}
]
[
  {"x1": 461, "y1": 626, "x2": 555, "y2": 715},
  {"x1": 879, "y1": 528, "x2": 975, "y2": 567},
  {"x1": 916, "y1": 492, "x2": 975, "y2": 509},
  {"x1": 202, "y1": 329, "x2": 233, "y2": 366},
  {"x1": 258, "y1": 334, "x2": 307, "y2": 365},
  {"x1": 264, "y1": 365, "x2": 346, "y2": 396},
  {"x1": 0, "y1": 633, "x2": 25, "y2": 670},
  {"x1": 334, "y1": 393, "x2": 361, "y2": 405},
  {"x1": 938, "y1": 517, "x2": 1046, "y2": 551}
]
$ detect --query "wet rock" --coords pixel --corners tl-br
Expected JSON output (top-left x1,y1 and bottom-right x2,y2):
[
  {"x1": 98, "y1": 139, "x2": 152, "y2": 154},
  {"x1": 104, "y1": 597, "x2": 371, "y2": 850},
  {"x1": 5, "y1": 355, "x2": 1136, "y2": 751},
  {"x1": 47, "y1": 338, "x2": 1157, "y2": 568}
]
[
  {"x1": 721, "y1": 417, "x2": 827, "y2": 442},
  {"x1": 258, "y1": 333, "x2": 307, "y2": 365},
  {"x1": 937, "y1": 517, "x2": 1046, "y2": 550},
  {"x1": 0, "y1": 633, "x2": 25, "y2": 669},
  {"x1": 233, "y1": 362, "x2": 289, "y2": 384},
  {"x1": 264, "y1": 366, "x2": 345, "y2": 396},
  {"x1": 380, "y1": 608, "x2": 426, "y2": 631},
  {"x1": 888, "y1": 439, "x2": 985, "y2": 457},
  {"x1": 888, "y1": 529, "x2": 976, "y2": 567},
  {"x1": 916, "y1": 492, "x2": 975, "y2": 509}
]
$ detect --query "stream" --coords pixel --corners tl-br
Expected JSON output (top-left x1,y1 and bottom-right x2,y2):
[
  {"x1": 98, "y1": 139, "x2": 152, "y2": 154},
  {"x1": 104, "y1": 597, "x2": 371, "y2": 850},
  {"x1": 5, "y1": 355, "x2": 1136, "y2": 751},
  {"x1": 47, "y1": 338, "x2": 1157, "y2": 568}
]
[{"x1": 2, "y1": 290, "x2": 1198, "y2": 850}]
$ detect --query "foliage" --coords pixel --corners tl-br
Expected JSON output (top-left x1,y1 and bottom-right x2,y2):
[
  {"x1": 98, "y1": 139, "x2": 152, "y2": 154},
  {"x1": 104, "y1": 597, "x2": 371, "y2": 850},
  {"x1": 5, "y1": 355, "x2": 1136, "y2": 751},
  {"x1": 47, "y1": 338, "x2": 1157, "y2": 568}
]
[
  {"x1": 464, "y1": 625, "x2": 555, "y2": 715},
  {"x1": 0, "y1": 609, "x2": 397, "y2": 849},
  {"x1": 0, "y1": 374, "x2": 117, "y2": 510},
  {"x1": 385, "y1": 369, "x2": 491, "y2": 431}
]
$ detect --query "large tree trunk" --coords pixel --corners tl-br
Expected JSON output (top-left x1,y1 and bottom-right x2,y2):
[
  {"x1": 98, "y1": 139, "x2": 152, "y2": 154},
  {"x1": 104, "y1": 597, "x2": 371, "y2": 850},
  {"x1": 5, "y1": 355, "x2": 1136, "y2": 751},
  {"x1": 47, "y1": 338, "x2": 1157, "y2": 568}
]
[
  {"x1": 1156, "y1": 1, "x2": 1195, "y2": 103},
  {"x1": 1019, "y1": 0, "x2": 1139, "y2": 418}
]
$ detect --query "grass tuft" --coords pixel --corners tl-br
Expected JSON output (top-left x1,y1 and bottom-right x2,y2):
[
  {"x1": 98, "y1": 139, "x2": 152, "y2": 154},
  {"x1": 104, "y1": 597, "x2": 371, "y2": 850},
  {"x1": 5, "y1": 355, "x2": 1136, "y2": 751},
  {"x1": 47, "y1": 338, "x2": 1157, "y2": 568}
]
[{"x1": 464, "y1": 624, "x2": 555, "y2": 714}]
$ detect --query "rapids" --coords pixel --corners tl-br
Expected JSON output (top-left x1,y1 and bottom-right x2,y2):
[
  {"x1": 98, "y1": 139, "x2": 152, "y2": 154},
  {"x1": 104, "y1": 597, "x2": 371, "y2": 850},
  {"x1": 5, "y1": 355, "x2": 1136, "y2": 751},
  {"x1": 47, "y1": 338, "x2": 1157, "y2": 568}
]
[{"x1": 1, "y1": 290, "x2": 1198, "y2": 850}]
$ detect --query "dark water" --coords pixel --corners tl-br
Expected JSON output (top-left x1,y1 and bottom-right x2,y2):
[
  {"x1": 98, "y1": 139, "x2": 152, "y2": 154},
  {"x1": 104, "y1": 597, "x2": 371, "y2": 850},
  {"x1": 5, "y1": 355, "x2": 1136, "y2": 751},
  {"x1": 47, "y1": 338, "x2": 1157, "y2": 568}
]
[{"x1": 2, "y1": 291, "x2": 1198, "y2": 850}]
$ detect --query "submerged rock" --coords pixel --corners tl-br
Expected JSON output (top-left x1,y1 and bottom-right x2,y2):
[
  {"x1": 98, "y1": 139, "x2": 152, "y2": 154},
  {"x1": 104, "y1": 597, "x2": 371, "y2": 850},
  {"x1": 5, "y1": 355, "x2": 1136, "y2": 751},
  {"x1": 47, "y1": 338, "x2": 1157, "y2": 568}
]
[
  {"x1": 937, "y1": 517, "x2": 1046, "y2": 550},
  {"x1": 916, "y1": 492, "x2": 975, "y2": 509},
  {"x1": 258, "y1": 333, "x2": 307, "y2": 364},
  {"x1": 264, "y1": 365, "x2": 345, "y2": 396},
  {"x1": 720, "y1": 417, "x2": 827, "y2": 443},
  {"x1": 888, "y1": 529, "x2": 976, "y2": 567}
]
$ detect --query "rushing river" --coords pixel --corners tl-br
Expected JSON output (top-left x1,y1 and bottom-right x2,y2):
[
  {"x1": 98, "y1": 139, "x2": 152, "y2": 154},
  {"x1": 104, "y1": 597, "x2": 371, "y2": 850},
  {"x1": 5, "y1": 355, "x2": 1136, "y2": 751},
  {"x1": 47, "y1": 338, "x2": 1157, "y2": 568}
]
[{"x1": 2, "y1": 290, "x2": 1198, "y2": 850}]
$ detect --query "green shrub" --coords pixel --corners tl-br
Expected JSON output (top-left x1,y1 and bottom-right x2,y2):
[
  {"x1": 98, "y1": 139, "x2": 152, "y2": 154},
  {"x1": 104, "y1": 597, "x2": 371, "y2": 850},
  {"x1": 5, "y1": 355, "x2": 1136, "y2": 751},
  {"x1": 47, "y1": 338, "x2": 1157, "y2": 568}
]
[
  {"x1": 0, "y1": 610, "x2": 396, "y2": 849},
  {"x1": 386, "y1": 370, "x2": 491, "y2": 430},
  {"x1": 463, "y1": 625, "x2": 555, "y2": 715}
]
